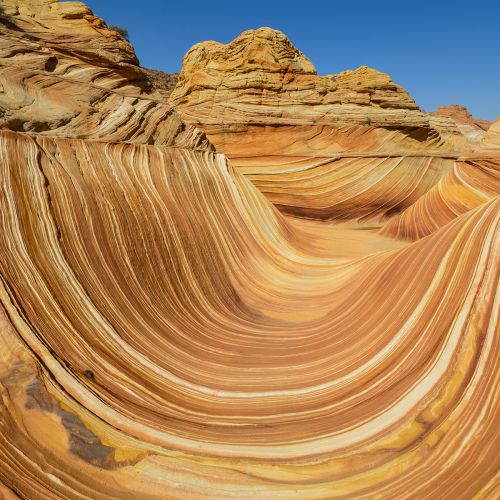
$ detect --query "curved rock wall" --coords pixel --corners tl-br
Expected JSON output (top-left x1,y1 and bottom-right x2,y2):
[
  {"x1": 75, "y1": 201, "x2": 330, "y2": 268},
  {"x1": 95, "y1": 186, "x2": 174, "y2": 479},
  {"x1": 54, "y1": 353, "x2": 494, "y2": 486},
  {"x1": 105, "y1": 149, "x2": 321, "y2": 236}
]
[
  {"x1": 0, "y1": 129, "x2": 499, "y2": 497},
  {"x1": 0, "y1": 2, "x2": 499, "y2": 498}
]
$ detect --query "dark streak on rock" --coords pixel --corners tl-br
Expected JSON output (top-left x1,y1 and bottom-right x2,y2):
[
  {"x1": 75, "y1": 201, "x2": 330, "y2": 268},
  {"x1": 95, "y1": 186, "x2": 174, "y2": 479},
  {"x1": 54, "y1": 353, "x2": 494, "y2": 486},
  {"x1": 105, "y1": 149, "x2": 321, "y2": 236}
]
[
  {"x1": 24, "y1": 377, "x2": 128, "y2": 469},
  {"x1": 59, "y1": 411, "x2": 115, "y2": 468}
]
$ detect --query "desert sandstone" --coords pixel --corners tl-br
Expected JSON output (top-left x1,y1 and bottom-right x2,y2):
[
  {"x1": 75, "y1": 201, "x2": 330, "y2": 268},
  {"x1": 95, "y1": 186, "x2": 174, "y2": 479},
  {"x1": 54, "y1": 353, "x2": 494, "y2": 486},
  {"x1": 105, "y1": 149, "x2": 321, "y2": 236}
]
[{"x1": 0, "y1": 1, "x2": 499, "y2": 499}]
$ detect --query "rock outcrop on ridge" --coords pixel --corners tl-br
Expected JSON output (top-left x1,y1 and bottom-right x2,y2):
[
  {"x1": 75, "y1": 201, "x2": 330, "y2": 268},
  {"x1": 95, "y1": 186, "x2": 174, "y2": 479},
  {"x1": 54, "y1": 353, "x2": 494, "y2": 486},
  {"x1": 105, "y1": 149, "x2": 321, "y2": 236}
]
[
  {"x1": 0, "y1": 0, "x2": 211, "y2": 149},
  {"x1": 432, "y1": 104, "x2": 491, "y2": 131},
  {"x1": 170, "y1": 27, "x2": 466, "y2": 154},
  {"x1": 432, "y1": 104, "x2": 492, "y2": 144},
  {"x1": 170, "y1": 27, "x2": 479, "y2": 221},
  {"x1": 0, "y1": 2, "x2": 499, "y2": 499},
  {"x1": 482, "y1": 116, "x2": 500, "y2": 149}
]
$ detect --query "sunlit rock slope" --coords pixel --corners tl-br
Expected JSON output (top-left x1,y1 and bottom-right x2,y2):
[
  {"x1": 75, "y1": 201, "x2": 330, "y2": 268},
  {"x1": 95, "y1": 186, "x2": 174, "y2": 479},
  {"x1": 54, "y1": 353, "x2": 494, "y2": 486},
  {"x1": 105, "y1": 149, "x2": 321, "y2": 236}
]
[
  {"x1": 0, "y1": 2, "x2": 499, "y2": 499},
  {"x1": 0, "y1": 0, "x2": 211, "y2": 149},
  {"x1": 482, "y1": 116, "x2": 500, "y2": 149},
  {"x1": 169, "y1": 27, "x2": 495, "y2": 224},
  {"x1": 432, "y1": 104, "x2": 491, "y2": 144}
]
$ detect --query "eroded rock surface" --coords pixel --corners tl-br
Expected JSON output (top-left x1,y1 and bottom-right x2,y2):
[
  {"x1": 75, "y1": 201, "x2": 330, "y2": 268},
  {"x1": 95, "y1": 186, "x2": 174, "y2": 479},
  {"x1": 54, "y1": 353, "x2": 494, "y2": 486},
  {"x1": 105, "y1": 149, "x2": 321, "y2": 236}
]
[
  {"x1": 0, "y1": 0, "x2": 211, "y2": 148},
  {"x1": 0, "y1": 2, "x2": 499, "y2": 499},
  {"x1": 432, "y1": 104, "x2": 492, "y2": 144},
  {"x1": 482, "y1": 116, "x2": 500, "y2": 149},
  {"x1": 170, "y1": 27, "x2": 467, "y2": 154}
]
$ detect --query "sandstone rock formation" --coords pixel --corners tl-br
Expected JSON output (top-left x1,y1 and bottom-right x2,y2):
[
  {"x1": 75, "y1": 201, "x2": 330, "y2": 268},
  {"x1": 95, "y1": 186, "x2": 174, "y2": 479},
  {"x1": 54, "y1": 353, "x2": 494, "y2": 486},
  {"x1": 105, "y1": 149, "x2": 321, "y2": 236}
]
[
  {"x1": 170, "y1": 27, "x2": 467, "y2": 154},
  {"x1": 0, "y1": 2, "x2": 499, "y2": 499},
  {"x1": 432, "y1": 104, "x2": 491, "y2": 144},
  {"x1": 432, "y1": 104, "x2": 491, "y2": 131},
  {"x1": 0, "y1": 0, "x2": 211, "y2": 148},
  {"x1": 482, "y1": 116, "x2": 500, "y2": 149},
  {"x1": 169, "y1": 28, "x2": 490, "y2": 223}
]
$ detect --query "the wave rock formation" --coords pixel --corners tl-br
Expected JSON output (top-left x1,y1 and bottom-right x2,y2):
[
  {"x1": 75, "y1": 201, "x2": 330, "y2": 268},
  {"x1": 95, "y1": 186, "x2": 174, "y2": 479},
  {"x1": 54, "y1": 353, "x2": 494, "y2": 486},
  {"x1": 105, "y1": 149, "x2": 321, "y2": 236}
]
[{"x1": 0, "y1": 1, "x2": 499, "y2": 499}]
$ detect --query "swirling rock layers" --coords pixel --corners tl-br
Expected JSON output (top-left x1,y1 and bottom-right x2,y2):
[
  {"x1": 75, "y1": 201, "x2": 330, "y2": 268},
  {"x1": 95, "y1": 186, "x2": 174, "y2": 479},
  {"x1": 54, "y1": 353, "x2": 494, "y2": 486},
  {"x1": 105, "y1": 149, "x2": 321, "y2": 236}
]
[
  {"x1": 0, "y1": 129, "x2": 499, "y2": 498},
  {"x1": 169, "y1": 27, "x2": 490, "y2": 227},
  {"x1": 0, "y1": 0, "x2": 212, "y2": 149},
  {"x1": 380, "y1": 155, "x2": 500, "y2": 240},
  {"x1": 0, "y1": 1, "x2": 499, "y2": 498}
]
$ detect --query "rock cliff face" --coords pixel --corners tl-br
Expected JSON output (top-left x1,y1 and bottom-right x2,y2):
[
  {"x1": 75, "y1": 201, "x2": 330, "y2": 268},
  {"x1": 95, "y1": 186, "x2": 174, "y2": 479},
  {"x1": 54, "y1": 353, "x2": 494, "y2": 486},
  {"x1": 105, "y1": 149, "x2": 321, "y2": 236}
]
[{"x1": 0, "y1": 2, "x2": 499, "y2": 499}]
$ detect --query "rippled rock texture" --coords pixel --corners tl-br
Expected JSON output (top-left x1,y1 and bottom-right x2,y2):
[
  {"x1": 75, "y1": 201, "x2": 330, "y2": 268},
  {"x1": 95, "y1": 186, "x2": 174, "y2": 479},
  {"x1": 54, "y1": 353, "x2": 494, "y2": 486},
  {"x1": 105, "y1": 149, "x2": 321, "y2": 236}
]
[{"x1": 1, "y1": 2, "x2": 499, "y2": 499}]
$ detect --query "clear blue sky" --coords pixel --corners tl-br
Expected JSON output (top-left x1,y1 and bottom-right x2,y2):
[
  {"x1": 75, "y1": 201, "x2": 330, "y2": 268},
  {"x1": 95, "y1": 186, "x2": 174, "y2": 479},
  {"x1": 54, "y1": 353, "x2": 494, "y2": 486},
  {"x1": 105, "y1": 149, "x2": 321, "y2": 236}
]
[{"x1": 84, "y1": 0, "x2": 499, "y2": 120}]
